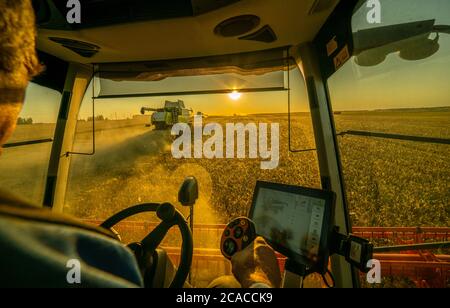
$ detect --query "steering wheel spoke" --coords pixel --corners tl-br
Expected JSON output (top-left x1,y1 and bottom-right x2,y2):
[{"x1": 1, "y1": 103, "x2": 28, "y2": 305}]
[{"x1": 141, "y1": 220, "x2": 175, "y2": 253}]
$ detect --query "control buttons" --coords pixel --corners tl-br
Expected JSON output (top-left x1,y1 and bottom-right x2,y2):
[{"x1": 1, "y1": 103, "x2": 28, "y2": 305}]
[
  {"x1": 306, "y1": 205, "x2": 324, "y2": 255},
  {"x1": 234, "y1": 227, "x2": 243, "y2": 239},
  {"x1": 223, "y1": 239, "x2": 237, "y2": 256},
  {"x1": 224, "y1": 229, "x2": 231, "y2": 237}
]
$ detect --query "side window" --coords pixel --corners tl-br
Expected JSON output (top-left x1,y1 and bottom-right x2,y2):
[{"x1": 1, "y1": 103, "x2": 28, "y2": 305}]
[
  {"x1": 0, "y1": 83, "x2": 62, "y2": 205},
  {"x1": 328, "y1": 0, "x2": 449, "y2": 287}
]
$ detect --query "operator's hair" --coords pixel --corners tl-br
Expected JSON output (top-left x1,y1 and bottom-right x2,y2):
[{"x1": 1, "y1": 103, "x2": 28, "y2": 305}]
[{"x1": 0, "y1": 0, "x2": 43, "y2": 90}]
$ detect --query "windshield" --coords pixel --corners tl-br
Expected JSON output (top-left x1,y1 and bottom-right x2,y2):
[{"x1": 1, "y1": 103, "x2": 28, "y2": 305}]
[{"x1": 64, "y1": 65, "x2": 322, "y2": 287}]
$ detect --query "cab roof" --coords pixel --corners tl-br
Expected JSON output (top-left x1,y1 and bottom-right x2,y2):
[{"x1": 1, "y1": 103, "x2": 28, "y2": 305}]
[{"x1": 35, "y1": 0, "x2": 340, "y2": 64}]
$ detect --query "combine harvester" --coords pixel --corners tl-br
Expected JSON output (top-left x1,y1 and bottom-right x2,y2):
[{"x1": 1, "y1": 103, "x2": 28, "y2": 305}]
[{"x1": 141, "y1": 100, "x2": 193, "y2": 130}]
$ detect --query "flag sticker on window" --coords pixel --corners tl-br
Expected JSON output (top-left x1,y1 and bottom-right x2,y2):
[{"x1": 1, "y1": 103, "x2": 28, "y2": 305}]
[{"x1": 333, "y1": 45, "x2": 350, "y2": 70}]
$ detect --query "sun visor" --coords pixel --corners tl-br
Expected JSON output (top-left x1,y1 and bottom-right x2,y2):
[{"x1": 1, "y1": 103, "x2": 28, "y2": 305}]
[{"x1": 94, "y1": 47, "x2": 290, "y2": 99}]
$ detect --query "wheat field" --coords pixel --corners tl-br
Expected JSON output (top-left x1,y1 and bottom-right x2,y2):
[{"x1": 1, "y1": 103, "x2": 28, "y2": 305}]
[{"x1": 63, "y1": 110, "x2": 450, "y2": 231}]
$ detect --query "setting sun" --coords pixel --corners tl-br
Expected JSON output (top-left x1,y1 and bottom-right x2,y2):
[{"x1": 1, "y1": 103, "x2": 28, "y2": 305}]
[{"x1": 228, "y1": 90, "x2": 242, "y2": 101}]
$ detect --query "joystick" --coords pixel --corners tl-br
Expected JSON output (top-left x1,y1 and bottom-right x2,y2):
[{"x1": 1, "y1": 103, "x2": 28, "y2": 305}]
[{"x1": 220, "y1": 217, "x2": 257, "y2": 259}]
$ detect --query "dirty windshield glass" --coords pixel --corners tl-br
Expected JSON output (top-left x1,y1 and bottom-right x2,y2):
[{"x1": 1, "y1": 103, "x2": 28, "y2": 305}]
[{"x1": 64, "y1": 66, "x2": 321, "y2": 287}]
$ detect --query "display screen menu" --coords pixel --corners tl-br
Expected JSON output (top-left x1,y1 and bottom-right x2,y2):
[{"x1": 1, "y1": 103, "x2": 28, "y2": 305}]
[{"x1": 251, "y1": 187, "x2": 326, "y2": 259}]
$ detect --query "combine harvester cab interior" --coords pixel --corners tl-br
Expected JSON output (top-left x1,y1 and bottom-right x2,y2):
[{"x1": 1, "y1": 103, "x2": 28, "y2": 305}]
[{"x1": 1, "y1": 0, "x2": 449, "y2": 288}]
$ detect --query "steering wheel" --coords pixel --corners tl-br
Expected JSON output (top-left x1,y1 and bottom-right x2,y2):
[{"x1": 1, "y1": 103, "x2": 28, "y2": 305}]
[{"x1": 101, "y1": 202, "x2": 193, "y2": 288}]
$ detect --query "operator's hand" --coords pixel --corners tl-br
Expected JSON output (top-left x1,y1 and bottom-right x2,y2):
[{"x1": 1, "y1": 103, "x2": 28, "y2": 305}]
[{"x1": 231, "y1": 237, "x2": 282, "y2": 288}]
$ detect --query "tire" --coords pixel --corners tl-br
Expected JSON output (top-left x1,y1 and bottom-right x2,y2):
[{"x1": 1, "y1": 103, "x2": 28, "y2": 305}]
[{"x1": 155, "y1": 123, "x2": 166, "y2": 130}]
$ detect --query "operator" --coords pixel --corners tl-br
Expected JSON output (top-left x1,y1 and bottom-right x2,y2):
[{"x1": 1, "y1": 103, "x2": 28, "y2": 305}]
[{"x1": 0, "y1": 0, "x2": 281, "y2": 288}]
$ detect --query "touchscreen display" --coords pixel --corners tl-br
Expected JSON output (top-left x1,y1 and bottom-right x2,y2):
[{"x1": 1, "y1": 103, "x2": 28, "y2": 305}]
[{"x1": 251, "y1": 187, "x2": 326, "y2": 260}]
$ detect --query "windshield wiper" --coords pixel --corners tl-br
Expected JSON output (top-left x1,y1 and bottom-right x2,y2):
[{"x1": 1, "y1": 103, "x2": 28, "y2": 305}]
[
  {"x1": 337, "y1": 130, "x2": 450, "y2": 145},
  {"x1": 3, "y1": 138, "x2": 53, "y2": 149}
]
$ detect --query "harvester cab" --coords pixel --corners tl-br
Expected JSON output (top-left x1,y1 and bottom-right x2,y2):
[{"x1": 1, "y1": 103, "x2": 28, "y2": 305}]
[{"x1": 0, "y1": 0, "x2": 449, "y2": 289}]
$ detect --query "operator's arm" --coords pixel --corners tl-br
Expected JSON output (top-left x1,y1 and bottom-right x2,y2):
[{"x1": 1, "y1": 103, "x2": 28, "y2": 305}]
[{"x1": 231, "y1": 237, "x2": 281, "y2": 288}]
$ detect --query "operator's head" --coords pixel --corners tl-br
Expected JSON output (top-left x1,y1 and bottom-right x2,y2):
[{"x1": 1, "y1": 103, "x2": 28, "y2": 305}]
[{"x1": 0, "y1": 0, "x2": 43, "y2": 149}]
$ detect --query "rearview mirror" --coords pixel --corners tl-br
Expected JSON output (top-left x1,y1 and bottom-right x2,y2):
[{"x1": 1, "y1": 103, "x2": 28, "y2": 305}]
[
  {"x1": 178, "y1": 177, "x2": 199, "y2": 207},
  {"x1": 352, "y1": 1, "x2": 449, "y2": 67}
]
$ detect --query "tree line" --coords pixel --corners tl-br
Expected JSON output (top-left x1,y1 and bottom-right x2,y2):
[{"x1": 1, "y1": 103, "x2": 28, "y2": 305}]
[{"x1": 17, "y1": 117, "x2": 33, "y2": 125}]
